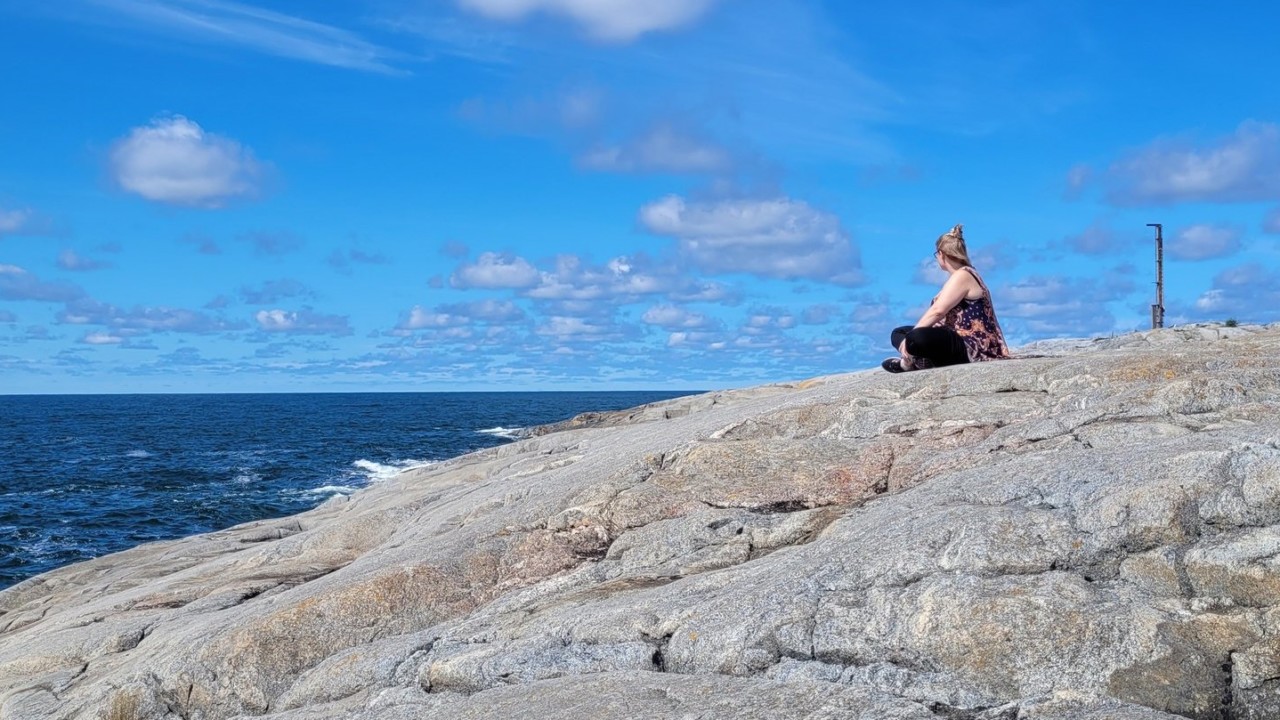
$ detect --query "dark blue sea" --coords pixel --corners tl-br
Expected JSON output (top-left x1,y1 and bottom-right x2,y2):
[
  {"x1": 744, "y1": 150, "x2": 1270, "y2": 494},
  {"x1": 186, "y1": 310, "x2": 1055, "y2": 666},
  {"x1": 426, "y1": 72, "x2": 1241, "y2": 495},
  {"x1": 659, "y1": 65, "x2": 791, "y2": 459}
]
[{"x1": 0, "y1": 391, "x2": 698, "y2": 590}]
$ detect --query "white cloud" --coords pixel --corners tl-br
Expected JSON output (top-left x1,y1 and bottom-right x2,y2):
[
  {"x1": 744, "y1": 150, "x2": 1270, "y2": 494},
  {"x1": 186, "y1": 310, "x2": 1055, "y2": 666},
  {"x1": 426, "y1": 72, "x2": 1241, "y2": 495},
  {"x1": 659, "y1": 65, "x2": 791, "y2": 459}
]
[
  {"x1": 452, "y1": 2, "x2": 895, "y2": 168},
  {"x1": 666, "y1": 330, "x2": 726, "y2": 350},
  {"x1": 83, "y1": 0, "x2": 404, "y2": 73},
  {"x1": 1064, "y1": 163, "x2": 1092, "y2": 199},
  {"x1": 800, "y1": 303, "x2": 839, "y2": 325},
  {"x1": 398, "y1": 299, "x2": 526, "y2": 330},
  {"x1": 1196, "y1": 264, "x2": 1276, "y2": 307},
  {"x1": 110, "y1": 116, "x2": 265, "y2": 208},
  {"x1": 456, "y1": 0, "x2": 720, "y2": 42},
  {"x1": 240, "y1": 279, "x2": 313, "y2": 304},
  {"x1": 446, "y1": 299, "x2": 526, "y2": 323},
  {"x1": 524, "y1": 254, "x2": 671, "y2": 302},
  {"x1": 912, "y1": 256, "x2": 948, "y2": 285},
  {"x1": 0, "y1": 205, "x2": 55, "y2": 239},
  {"x1": 157, "y1": 347, "x2": 209, "y2": 365},
  {"x1": 532, "y1": 299, "x2": 608, "y2": 318},
  {"x1": 1003, "y1": 279, "x2": 1069, "y2": 310},
  {"x1": 443, "y1": 251, "x2": 743, "y2": 347},
  {"x1": 0, "y1": 208, "x2": 33, "y2": 238},
  {"x1": 579, "y1": 123, "x2": 733, "y2": 174},
  {"x1": 1169, "y1": 224, "x2": 1242, "y2": 261},
  {"x1": 640, "y1": 304, "x2": 716, "y2": 330},
  {"x1": 1001, "y1": 274, "x2": 1132, "y2": 306},
  {"x1": 80, "y1": 331, "x2": 125, "y2": 345},
  {"x1": 534, "y1": 315, "x2": 636, "y2": 342},
  {"x1": 969, "y1": 240, "x2": 1018, "y2": 273},
  {"x1": 1192, "y1": 263, "x2": 1280, "y2": 321},
  {"x1": 450, "y1": 252, "x2": 542, "y2": 289},
  {"x1": 743, "y1": 309, "x2": 796, "y2": 332},
  {"x1": 668, "y1": 280, "x2": 738, "y2": 304},
  {"x1": 383, "y1": 9, "x2": 525, "y2": 66},
  {"x1": 997, "y1": 273, "x2": 1137, "y2": 336},
  {"x1": 639, "y1": 195, "x2": 864, "y2": 285},
  {"x1": 846, "y1": 294, "x2": 894, "y2": 335},
  {"x1": 910, "y1": 238, "x2": 1016, "y2": 284},
  {"x1": 731, "y1": 333, "x2": 784, "y2": 350},
  {"x1": 1004, "y1": 301, "x2": 1116, "y2": 336},
  {"x1": 57, "y1": 249, "x2": 112, "y2": 272},
  {"x1": 1102, "y1": 121, "x2": 1280, "y2": 205},
  {"x1": 58, "y1": 298, "x2": 241, "y2": 333},
  {"x1": 254, "y1": 308, "x2": 351, "y2": 335},
  {"x1": 559, "y1": 88, "x2": 603, "y2": 128},
  {"x1": 453, "y1": 252, "x2": 736, "y2": 312},
  {"x1": 697, "y1": 307, "x2": 808, "y2": 354},
  {"x1": 0, "y1": 264, "x2": 85, "y2": 302},
  {"x1": 399, "y1": 306, "x2": 466, "y2": 330}
]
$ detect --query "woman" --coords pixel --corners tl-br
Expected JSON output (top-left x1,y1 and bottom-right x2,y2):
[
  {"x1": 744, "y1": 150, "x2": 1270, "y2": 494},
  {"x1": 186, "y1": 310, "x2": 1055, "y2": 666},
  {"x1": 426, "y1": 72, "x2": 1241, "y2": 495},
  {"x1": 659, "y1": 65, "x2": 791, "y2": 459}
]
[{"x1": 884, "y1": 224, "x2": 1009, "y2": 372}]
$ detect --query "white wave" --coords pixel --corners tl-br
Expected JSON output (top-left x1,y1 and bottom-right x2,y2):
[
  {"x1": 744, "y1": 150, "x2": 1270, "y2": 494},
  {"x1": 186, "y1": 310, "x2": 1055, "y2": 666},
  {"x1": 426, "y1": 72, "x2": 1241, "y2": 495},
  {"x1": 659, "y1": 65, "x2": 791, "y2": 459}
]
[
  {"x1": 304, "y1": 484, "x2": 359, "y2": 496},
  {"x1": 232, "y1": 471, "x2": 261, "y2": 484},
  {"x1": 24, "y1": 534, "x2": 84, "y2": 560},
  {"x1": 0, "y1": 488, "x2": 57, "y2": 499},
  {"x1": 352, "y1": 458, "x2": 433, "y2": 483},
  {"x1": 125, "y1": 449, "x2": 153, "y2": 458},
  {"x1": 477, "y1": 426, "x2": 523, "y2": 439}
]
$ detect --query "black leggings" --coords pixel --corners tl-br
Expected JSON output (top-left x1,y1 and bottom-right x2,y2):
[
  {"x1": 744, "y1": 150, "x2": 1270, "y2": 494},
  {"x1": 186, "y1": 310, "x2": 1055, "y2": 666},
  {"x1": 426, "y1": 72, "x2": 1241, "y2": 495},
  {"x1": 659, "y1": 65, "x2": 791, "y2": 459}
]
[{"x1": 890, "y1": 326, "x2": 970, "y2": 367}]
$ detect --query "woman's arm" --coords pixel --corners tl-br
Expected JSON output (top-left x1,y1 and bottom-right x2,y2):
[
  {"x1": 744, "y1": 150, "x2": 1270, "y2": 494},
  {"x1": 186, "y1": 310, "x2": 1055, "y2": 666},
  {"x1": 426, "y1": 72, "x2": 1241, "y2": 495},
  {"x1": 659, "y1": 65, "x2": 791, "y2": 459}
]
[
  {"x1": 897, "y1": 270, "x2": 978, "y2": 358},
  {"x1": 914, "y1": 272, "x2": 972, "y2": 328}
]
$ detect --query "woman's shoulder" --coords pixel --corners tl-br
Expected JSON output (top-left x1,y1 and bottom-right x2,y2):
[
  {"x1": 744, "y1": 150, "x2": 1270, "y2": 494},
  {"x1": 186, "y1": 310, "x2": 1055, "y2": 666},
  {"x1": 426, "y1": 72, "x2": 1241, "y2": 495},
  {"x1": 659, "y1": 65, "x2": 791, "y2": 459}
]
[
  {"x1": 945, "y1": 266, "x2": 978, "y2": 283},
  {"x1": 959, "y1": 266, "x2": 986, "y2": 298}
]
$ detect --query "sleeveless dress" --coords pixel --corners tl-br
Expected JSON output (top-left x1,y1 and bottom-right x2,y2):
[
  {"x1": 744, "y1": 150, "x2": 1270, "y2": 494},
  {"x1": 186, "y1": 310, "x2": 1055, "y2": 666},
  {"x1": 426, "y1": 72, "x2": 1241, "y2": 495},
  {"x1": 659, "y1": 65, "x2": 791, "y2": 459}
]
[{"x1": 936, "y1": 267, "x2": 1010, "y2": 362}]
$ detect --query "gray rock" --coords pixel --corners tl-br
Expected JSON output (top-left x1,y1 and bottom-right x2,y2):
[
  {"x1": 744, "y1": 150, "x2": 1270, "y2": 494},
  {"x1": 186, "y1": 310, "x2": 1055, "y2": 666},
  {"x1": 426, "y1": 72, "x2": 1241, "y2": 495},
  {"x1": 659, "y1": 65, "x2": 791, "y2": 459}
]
[{"x1": 4, "y1": 323, "x2": 1280, "y2": 719}]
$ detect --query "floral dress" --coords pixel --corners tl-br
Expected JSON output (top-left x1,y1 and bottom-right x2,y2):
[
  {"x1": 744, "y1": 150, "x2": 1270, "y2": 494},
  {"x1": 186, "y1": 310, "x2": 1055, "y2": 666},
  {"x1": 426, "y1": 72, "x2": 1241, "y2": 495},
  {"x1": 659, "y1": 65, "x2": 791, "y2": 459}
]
[{"x1": 937, "y1": 267, "x2": 1010, "y2": 362}]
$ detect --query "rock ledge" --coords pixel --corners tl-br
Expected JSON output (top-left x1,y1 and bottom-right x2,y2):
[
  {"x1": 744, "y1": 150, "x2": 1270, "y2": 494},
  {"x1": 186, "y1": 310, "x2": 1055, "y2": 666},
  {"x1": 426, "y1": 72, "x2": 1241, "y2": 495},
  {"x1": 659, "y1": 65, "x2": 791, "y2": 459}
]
[{"x1": 3, "y1": 324, "x2": 1280, "y2": 720}]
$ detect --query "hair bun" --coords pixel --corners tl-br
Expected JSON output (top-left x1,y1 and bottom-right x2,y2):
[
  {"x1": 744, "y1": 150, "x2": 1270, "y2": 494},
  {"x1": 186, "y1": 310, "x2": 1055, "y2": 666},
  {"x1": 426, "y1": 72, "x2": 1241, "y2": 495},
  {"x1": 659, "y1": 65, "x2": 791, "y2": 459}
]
[{"x1": 949, "y1": 223, "x2": 964, "y2": 240}]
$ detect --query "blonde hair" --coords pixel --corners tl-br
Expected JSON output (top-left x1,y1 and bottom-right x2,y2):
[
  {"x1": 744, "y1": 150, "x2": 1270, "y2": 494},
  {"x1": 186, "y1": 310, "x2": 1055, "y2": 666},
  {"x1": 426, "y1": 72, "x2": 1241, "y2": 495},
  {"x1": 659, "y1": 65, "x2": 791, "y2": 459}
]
[{"x1": 935, "y1": 223, "x2": 972, "y2": 268}]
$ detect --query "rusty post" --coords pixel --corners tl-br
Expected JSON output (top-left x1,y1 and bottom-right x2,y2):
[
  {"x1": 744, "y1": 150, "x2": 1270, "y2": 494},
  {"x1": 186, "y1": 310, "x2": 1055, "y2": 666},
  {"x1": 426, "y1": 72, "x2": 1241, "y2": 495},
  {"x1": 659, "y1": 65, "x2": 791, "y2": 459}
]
[{"x1": 1146, "y1": 223, "x2": 1164, "y2": 328}]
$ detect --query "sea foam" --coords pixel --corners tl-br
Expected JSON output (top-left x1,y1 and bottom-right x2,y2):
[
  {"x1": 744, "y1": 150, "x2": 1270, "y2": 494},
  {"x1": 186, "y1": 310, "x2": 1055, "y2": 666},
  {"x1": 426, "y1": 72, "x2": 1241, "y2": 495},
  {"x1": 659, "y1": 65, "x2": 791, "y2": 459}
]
[
  {"x1": 477, "y1": 426, "x2": 523, "y2": 439},
  {"x1": 352, "y1": 458, "x2": 433, "y2": 483},
  {"x1": 304, "y1": 484, "x2": 360, "y2": 496}
]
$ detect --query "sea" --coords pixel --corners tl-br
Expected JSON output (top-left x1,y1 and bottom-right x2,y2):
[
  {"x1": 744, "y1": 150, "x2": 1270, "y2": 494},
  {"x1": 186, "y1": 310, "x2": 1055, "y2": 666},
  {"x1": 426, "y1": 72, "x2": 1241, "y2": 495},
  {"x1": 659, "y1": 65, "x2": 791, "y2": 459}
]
[{"x1": 0, "y1": 391, "x2": 699, "y2": 591}]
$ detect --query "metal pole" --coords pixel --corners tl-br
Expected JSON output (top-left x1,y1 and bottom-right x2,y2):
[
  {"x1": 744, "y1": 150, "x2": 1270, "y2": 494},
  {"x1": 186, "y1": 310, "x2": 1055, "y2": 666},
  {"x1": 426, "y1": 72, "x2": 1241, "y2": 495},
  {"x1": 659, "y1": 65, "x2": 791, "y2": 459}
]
[{"x1": 1146, "y1": 223, "x2": 1164, "y2": 328}]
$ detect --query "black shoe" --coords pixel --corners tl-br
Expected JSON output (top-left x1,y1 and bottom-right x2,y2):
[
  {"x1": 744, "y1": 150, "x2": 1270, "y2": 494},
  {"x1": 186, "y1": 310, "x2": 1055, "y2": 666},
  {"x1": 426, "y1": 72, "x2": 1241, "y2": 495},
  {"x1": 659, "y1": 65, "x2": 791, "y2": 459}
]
[{"x1": 882, "y1": 357, "x2": 907, "y2": 373}]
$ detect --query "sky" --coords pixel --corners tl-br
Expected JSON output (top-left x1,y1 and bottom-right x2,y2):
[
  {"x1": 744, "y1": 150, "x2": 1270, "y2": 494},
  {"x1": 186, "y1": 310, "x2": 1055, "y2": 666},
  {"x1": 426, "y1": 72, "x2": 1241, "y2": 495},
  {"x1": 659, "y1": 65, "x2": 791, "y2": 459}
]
[{"x1": 1, "y1": 0, "x2": 1279, "y2": 393}]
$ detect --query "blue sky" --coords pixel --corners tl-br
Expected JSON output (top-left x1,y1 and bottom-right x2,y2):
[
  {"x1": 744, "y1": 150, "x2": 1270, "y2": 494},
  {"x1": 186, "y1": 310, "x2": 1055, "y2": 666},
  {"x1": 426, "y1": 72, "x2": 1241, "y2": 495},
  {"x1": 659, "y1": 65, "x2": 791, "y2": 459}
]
[{"x1": 2, "y1": 0, "x2": 1278, "y2": 393}]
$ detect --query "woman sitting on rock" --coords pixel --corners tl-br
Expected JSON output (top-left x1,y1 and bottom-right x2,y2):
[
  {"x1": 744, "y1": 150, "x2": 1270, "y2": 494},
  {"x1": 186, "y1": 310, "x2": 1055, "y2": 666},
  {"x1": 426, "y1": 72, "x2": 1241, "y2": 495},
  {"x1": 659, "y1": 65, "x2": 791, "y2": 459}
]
[{"x1": 884, "y1": 224, "x2": 1010, "y2": 372}]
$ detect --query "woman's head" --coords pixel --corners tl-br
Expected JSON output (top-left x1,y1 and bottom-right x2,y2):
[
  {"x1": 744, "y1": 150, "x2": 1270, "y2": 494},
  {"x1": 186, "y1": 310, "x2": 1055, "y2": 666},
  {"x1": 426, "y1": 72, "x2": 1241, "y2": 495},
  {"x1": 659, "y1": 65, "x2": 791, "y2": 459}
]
[{"x1": 935, "y1": 223, "x2": 972, "y2": 269}]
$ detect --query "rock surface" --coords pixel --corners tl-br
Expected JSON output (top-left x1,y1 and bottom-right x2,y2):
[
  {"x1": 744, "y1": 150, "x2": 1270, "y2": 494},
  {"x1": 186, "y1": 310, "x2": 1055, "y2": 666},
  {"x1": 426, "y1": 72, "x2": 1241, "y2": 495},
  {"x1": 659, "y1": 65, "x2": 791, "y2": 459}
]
[{"x1": 3, "y1": 324, "x2": 1280, "y2": 719}]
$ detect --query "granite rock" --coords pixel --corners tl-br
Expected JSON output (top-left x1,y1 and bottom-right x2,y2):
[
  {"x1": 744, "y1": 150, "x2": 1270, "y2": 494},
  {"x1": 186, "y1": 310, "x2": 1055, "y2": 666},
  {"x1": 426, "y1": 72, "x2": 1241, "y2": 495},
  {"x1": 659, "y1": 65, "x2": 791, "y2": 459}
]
[{"x1": 2, "y1": 323, "x2": 1280, "y2": 719}]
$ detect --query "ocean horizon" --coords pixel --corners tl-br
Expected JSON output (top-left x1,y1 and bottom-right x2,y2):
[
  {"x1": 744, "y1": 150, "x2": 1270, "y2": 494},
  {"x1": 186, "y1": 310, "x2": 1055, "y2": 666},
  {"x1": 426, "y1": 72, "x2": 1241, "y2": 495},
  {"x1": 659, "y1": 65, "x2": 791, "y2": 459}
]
[{"x1": 0, "y1": 390, "x2": 701, "y2": 590}]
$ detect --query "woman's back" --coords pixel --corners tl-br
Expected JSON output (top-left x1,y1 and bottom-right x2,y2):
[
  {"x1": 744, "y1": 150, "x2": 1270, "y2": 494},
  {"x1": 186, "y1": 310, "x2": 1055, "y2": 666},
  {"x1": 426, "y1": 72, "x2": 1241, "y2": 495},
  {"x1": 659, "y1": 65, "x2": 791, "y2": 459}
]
[{"x1": 942, "y1": 267, "x2": 1009, "y2": 362}]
